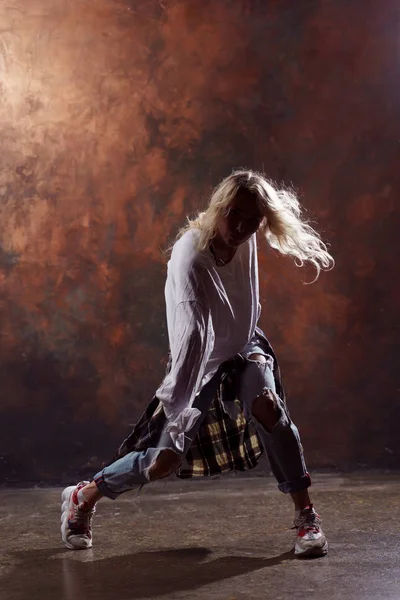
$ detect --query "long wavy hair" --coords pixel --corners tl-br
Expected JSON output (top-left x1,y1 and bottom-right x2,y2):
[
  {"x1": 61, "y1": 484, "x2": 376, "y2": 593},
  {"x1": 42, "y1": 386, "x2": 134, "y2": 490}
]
[{"x1": 177, "y1": 169, "x2": 334, "y2": 281}]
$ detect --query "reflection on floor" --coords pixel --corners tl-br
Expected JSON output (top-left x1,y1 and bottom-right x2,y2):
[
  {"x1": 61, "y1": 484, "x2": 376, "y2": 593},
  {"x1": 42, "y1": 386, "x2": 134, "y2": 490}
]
[{"x1": 1, "y1": 473, "x2": 399, "y2": 600}]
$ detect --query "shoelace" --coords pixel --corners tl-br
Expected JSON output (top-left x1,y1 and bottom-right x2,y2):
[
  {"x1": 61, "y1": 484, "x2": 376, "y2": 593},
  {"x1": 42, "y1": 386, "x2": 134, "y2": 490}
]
[
  {"x1": 70, "y1": 501, "x2": 96, "y2": 532},
  {"x1": 294, "y1": 509, "x2": 321, "y2": 533}
]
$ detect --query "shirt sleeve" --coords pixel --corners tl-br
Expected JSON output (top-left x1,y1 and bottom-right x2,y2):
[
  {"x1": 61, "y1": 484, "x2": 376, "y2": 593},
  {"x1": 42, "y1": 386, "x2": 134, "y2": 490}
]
[{"x1": 156, "y1": 299, "x2": 215, "y2": 425}]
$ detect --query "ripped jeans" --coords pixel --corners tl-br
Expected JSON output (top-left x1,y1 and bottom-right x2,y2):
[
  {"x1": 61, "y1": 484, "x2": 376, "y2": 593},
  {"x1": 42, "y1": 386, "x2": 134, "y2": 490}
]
[{"x1": 94, "y1": 346, "x2": 311, "y2": 499}]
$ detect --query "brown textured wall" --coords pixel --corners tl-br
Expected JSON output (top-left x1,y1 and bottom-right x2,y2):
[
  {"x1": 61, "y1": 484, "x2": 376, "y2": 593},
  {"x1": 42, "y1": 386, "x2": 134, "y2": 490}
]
[{"x1": 0, "y1": 0, "x2": 399, "y2": 484}]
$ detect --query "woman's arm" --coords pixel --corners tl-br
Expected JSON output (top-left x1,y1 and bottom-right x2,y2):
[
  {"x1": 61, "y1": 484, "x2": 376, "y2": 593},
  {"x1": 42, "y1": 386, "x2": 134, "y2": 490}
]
[{"x1": 157, "y1": 299, "x2": 214, "y2": 421}]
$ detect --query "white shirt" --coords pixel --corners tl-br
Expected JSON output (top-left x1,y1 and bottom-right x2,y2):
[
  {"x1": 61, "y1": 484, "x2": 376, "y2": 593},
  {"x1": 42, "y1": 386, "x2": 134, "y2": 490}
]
[{"x1": 156, "y1": 229, "x2": 260, "y2": 450}]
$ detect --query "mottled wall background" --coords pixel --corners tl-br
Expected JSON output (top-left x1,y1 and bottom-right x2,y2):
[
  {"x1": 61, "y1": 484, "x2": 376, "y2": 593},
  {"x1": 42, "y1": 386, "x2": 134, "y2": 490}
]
[{"x1": 0, "y1": 0, "x2": 399, "y2": 484}]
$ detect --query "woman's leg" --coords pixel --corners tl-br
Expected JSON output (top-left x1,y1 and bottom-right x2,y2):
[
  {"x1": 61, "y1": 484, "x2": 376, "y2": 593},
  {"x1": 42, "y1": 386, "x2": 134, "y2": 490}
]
[
  {"x1": 61, "y1": 440, "x2": 186, "y2": 550},
  {"x1": 61, "y1": 371, "x2": 221, "y2": 550},
  {"x1": 239, "y1": 353, "x2": 328, "y2": 557},
  {"x1": 92, "y1": 371, "x2": 222, "y2": 501},
  {"x1": 240, "y1": 353, "x2": 311, "y2": 497}
]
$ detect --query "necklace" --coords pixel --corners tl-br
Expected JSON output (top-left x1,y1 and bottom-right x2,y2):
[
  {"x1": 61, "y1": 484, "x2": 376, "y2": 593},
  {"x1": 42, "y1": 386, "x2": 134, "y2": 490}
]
[{"x1": 210, "y1": 243, "x2": 236, "y2": 266}]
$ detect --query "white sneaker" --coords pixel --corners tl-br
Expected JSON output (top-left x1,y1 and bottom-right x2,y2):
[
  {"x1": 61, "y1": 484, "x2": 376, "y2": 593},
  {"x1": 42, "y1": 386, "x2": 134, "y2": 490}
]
[
  {"x1": 61, "y1": 481, "x2": 96, "y2": 550},
  {"x1": 293, "y1": 504, "x2": 328, "y2": 557}
]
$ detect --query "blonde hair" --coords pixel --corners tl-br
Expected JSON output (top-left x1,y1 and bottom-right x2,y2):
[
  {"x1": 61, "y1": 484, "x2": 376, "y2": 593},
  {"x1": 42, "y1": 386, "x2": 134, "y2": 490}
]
[{"x1": 177, "y1": 169, "x2": 334, "y2": 282}]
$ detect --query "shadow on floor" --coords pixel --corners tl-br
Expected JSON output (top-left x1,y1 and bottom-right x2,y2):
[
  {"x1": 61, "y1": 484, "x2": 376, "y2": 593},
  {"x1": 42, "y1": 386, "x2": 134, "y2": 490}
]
[{"x1": 4, "y1": 546, "x2": 295, "y2": 599}]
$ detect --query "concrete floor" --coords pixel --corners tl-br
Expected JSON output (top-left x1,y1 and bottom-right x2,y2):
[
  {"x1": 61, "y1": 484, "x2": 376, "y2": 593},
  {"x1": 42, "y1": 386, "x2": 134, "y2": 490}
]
[{"x1": 0, "y1": 473, "x2": 399, "y2": 600}]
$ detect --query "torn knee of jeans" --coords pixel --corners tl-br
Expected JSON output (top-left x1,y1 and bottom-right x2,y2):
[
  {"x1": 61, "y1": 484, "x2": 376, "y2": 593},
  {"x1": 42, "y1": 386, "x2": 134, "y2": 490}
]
[
  {"x1": 248, "y1": 353, "x2": 274, "y2": 370},
  {"x1": 248, "y1": 357, "x2": 267, "y2": 365},
  {"x1": 251, "y1": 388, "x2": 284, "y2": 432},
  {"x1": 147, "y1": 449, "x2": 182, "y2": 482}
]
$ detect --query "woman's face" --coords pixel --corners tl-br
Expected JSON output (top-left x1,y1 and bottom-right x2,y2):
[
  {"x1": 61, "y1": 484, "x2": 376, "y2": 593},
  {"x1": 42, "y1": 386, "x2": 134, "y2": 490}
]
[{"x1": 217, "y1": 188, "x2": 264, "y2": 248}]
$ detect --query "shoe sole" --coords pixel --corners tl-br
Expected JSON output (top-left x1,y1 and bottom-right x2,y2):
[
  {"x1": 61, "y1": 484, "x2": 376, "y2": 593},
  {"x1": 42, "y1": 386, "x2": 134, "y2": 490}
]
[
  {"x1": 294, "y1": 540, "x2": 328, "y2": 558},
  {"x1": 61, "y1": 485, "x2": 92, "y2": 550}
]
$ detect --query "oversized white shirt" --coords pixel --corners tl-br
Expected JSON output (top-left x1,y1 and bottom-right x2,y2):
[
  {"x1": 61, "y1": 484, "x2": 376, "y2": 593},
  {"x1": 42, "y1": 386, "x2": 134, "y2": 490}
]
[{"x1": 156, "y1": 229, "x2": 260, "y2": 450}]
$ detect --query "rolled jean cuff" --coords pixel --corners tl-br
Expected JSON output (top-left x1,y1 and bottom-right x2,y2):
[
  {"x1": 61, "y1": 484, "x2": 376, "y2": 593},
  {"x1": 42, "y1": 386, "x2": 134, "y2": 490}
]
[
  {"x1": 93, "y1": 472, "x2": 120, "y2": 500},
  {"x1": 277, "y1": 471, "x2": 311, "y2": 494}
]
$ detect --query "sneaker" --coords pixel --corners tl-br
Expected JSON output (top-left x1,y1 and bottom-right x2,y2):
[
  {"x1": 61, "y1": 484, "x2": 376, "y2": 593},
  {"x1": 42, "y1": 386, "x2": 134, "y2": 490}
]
[
  {"x1": 293, "y1": 504, "x2": 328, "y2": 558},
  {"x1": 61, "y1": 481, "x2": 96, "y2": 550}
]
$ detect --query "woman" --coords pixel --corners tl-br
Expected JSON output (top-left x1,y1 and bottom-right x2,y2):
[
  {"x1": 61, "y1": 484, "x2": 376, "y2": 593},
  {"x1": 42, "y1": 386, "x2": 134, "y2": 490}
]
[{"x1": 61, "y1": 169, "x2": 334, "y2": 557}]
